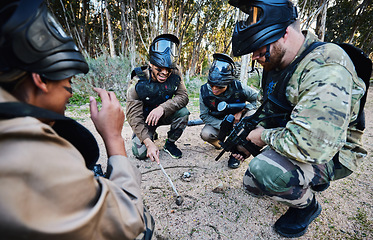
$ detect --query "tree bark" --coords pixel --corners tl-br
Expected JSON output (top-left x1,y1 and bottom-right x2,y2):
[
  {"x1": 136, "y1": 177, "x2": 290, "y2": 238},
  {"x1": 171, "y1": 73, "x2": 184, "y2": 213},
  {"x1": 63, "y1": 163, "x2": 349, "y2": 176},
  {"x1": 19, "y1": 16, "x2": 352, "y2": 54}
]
[
  {"x1": 315, "y1": 0, "x2": 328, "y2": 41},
  {"x1": 104, "y1": 2, "x2": 116, "y2": 57},
  {"x1": 163, "y1": 0, "x2": 170, "y2": 33}
]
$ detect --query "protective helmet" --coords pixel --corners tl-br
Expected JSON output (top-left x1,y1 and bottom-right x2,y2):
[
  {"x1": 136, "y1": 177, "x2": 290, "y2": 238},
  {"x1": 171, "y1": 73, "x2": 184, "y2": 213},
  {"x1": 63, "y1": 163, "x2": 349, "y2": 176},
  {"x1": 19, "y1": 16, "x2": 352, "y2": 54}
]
[
  {"x1": 0, "y1": 0, "x2": 89, "y2": 81},
  {"x1": 208, "y1": 53, "x2": 236, "y2": 87},
  {"x1": 229, "y1": 0, "x2": 298, "y2": 56},
  {"x1": 149, "y1": 34, "x2": 179, "y2": 69}
]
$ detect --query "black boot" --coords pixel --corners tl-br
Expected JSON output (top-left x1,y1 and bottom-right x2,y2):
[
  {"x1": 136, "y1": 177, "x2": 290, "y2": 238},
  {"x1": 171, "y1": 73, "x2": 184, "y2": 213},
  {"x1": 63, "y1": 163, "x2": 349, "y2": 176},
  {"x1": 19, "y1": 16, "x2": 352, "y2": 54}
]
[
  {"x1": 228, "y1": 155, "x2": 240, "y2": 169},
  {"x1": 274, "y1": 196, "x2": 322, "y2": 238}
]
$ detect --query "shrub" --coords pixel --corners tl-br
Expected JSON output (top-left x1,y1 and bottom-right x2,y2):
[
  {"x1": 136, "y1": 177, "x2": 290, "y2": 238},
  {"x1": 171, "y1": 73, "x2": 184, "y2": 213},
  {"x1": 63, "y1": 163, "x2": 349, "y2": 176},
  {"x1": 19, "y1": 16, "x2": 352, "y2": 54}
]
[{"x1": 72, "y1": 54, "x2": 138, "y2": 105}]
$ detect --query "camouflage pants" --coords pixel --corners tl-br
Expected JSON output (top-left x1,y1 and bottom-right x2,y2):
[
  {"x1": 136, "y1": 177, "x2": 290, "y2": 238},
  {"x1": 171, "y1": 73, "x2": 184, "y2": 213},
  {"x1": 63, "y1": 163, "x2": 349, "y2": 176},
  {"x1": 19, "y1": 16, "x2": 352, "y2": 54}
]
[
  {"x1": 243, "y1": 148, "x2": 352, "y2": 208},
  {"x1": 132, "y1": 107, "x2": 189, "y2": 159}
]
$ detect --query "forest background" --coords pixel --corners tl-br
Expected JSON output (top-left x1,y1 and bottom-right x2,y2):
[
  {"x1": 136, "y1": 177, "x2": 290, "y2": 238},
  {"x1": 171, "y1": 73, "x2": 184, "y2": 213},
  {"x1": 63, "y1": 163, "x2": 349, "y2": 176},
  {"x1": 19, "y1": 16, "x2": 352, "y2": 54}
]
[{"x1": 46, "y1": 0, "x2": 373, "y2": 102}]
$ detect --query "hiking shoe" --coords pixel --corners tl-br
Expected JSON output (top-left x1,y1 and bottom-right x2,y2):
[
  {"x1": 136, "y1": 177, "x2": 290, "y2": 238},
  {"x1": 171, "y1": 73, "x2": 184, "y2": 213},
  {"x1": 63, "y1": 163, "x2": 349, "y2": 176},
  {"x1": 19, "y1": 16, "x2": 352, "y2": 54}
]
[
  {"x1": 163, "y1": 140, "x2": 182, "y2": 159},
  {"x1": 311, "y1": 182, "x2": 330, "y2": 192},
  {"x1": 228, "y1": 155, "x2": 240, "y2": 169},
  {"x1": 274, "y1": 196, "x2": 322, "y2": 238}
]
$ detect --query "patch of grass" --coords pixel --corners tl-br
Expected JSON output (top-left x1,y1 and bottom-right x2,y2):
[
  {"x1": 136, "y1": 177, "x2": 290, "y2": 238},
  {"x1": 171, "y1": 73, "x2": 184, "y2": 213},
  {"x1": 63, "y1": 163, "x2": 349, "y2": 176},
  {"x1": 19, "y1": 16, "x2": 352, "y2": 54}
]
[
  {"x1": 69, "y1": 93, "x2": 91, "y2": 105},
  {"x1": 354, "y1": 207, "x2": 372, "y2": 232},
  {"x1": 271, "y1": 205, "x2": 281, "y2": 215}
]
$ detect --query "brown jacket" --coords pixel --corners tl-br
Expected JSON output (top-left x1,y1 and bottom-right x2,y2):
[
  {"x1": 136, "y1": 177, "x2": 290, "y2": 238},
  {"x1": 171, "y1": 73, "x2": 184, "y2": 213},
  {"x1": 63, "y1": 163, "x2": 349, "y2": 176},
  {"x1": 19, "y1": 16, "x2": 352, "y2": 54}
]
[
  {"x1": 126, "y1": 66, "x2": 189, "y2": 142},
  {"x1": 0, "y1": 87, "x2": 145, "y2": 239}
]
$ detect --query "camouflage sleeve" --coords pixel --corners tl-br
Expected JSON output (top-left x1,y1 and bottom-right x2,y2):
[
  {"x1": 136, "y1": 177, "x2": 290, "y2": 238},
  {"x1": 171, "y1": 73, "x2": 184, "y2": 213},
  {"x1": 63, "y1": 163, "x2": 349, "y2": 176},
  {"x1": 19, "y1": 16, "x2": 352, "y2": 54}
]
[{"x1": 261, "y1": 60, "x2": 355, "y2": 164}]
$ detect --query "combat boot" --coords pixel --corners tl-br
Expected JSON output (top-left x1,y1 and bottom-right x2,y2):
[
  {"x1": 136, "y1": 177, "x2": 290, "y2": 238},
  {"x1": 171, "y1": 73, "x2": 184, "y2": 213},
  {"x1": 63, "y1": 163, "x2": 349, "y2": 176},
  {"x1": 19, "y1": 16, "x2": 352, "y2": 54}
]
[
  {"x1": 228, "y1": 155, "x2": 240, "y2": 169},
  {"x1": 274, "y1": 196, "x2": 322, "y2": 238}
]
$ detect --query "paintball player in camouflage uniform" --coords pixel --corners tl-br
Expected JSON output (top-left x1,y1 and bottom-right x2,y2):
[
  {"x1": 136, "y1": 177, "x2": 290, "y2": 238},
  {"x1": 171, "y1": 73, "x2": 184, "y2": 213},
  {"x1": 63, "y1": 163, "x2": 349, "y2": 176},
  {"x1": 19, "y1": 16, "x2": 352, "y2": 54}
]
[
  {"x1": 199, "y1": 53, "x2": 258, "y2": 168},
  {"x1": 126, "y1": 34, "x2": 190, "y2": 163},
  {"x1": 229, "y1": 0, "x2": 367, "y2": 238}
]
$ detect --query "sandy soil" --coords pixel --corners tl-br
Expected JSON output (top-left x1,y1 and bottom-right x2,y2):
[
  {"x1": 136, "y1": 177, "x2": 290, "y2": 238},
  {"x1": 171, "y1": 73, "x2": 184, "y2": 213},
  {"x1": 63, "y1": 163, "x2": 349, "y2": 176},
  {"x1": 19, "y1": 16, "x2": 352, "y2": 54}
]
[{"x1": 67, "y1": 88, "x2": 373, "y2": 240}]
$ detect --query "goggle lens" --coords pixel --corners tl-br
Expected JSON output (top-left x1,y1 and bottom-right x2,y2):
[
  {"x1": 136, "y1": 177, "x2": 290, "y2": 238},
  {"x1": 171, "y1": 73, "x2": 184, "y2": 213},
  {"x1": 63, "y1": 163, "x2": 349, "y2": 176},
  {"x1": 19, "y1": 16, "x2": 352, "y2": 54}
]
[
  {"x1": 153, "y1": 39, "x2": 178, "y2": 56},
  {"x1": 212, "y1": 60, "x2": 233, "y2": 74},
  {"x1": 240, "y1": 6, "x2": 263, "y2": 27}
]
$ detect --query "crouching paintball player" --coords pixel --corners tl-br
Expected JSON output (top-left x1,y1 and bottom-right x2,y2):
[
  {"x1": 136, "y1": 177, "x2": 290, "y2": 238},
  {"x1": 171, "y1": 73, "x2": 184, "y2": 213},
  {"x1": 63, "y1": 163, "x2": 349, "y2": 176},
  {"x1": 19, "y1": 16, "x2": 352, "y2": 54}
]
[
  {"x1": 199, "y1": 53, "x2": 257, "y2": 169},
  {"x1": 126, "y1": 34, "x2": 190, "y2": 163},
  {"x1": 229, "y1": 0, "x2": 369, "y2": 238}
]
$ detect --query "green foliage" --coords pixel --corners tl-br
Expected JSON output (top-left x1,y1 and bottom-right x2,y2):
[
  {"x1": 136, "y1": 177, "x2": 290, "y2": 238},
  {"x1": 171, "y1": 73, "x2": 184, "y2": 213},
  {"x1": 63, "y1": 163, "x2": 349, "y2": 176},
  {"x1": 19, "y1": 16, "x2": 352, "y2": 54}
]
[
  {"x1": 68, "y1": 92, "x2": 91, "y2": 105},
  {"x1": 72, "y1": 53, "x2": 136, "y2": 105},
  {"x1": 324, "y1": 0, "x2": 372, "y2": 56},
  {"x1": 246, "y1": 71, "x2": 261, "y2": 90},
  {"x1": 185, "y1": 76, "x2": 206, "y2": 99}
]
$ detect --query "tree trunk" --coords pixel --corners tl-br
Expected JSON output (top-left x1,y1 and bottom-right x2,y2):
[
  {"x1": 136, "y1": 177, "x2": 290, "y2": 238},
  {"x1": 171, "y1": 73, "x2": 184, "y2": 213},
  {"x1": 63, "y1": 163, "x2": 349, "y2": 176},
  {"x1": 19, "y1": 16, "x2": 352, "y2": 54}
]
[
  {"x1": 240, "y1": 55, "x2": 249, "y2": 83},
  {"x1": 315, "y1": 0, "x2": 327, "y2": 41},
  {"x1": 104, "y1": 2, "x2": 116, "y2": 57},
  {"x1": 81, "y1": 0, "x2": 89, "y2": 54},
  {"x1": 235, "y1": 8, "x2": 249, "y2": 82},
  {"x1": 163, "y1": 0, "x2": 170, "y2": 33}
]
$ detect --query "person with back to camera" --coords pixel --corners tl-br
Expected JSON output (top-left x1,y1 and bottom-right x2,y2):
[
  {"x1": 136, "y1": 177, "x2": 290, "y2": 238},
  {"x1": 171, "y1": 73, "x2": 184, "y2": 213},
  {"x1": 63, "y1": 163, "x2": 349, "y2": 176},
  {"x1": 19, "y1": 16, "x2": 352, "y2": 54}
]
[
  {"x1": 0, "y1": 0, "x2": 154, "y2": 239},
  {"x1": 199, "y1": 53, "x2": 258, "y2": 169},
  {"x1": 228, "y1": 0, "x2": 369, "y2": 238},
  {"x1": 126, "y1": 34, "x2": 190, "y2": 163}
]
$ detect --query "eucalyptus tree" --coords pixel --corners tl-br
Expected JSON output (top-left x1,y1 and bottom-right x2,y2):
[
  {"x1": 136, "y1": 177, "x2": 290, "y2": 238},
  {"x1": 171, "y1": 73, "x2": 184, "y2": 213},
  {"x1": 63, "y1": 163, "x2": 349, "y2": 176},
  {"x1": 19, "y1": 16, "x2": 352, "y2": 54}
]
[{"x1": 324, "y1": 0, "x2": 373, "y2": 56}]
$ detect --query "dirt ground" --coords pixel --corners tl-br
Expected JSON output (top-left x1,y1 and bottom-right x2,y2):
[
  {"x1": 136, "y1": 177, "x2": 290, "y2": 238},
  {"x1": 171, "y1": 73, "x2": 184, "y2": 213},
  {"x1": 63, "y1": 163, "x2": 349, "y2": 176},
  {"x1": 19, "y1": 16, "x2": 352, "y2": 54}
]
[{"x1": 67, "y1": 87, "x2": 373, "y2": 240}]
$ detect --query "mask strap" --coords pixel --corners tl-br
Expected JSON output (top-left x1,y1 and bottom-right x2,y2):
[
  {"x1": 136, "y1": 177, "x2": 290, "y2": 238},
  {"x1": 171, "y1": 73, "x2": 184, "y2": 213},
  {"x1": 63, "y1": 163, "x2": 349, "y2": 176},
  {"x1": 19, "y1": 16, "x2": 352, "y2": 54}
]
[{"x1": 265, "y1": 44, "x2": 271, "y2": 62}]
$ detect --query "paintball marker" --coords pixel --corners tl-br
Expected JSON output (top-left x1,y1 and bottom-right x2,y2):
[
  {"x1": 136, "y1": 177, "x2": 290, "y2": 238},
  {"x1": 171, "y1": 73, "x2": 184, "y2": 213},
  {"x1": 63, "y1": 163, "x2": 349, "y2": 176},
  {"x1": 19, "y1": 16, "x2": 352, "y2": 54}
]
[
  {"x1": 187, "y1": 119, "x2": 204, "y2": 126},
  {"x1": 217, "y1": 101, "x2": 246, "y2": 114},
  {"x1": 215, "y1": 113, "x2": 262, "y2": 161},
  {"x1": 188, "y1": 101, "x2": 247, "y2": 126},
  {"x1": 215, "y1": 99, "x2": 289, "y2": 161},
  {"x1": 210, "y1": 101, "x2": 247, "y2": 118}
]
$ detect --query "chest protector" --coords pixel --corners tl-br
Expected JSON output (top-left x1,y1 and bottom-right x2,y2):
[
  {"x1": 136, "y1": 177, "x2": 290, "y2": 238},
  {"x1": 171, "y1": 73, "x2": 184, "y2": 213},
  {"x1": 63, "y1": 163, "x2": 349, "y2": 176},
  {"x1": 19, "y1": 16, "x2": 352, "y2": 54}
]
[
  {"x1": 201, "y1": 80, "x2": 247, "y2": 119},
  {"x1": 134, "y1": 66, "x2": 181, "y2": 117},
  {"x1": 260, "y1": 42, "x2": 371, "y2": 130}
]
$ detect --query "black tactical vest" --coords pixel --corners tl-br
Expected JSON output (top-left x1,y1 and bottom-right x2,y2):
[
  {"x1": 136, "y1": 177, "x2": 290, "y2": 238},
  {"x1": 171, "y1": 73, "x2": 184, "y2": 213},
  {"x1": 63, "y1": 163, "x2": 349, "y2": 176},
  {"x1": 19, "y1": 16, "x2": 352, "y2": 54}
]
[
  {"x1": 133, "y1": 66, "x2": 181, "y2": 117},
  {"x1": 201, "y1": 80, "x2": 247, "y2": 119}
]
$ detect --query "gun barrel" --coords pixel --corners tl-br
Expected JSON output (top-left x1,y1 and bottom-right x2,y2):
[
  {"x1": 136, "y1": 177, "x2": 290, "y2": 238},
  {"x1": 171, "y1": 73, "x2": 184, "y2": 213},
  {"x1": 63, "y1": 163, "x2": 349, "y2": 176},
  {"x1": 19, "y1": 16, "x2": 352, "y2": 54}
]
[{"x1": 215, "y1": 150, "x2": 226, "y2": 161}]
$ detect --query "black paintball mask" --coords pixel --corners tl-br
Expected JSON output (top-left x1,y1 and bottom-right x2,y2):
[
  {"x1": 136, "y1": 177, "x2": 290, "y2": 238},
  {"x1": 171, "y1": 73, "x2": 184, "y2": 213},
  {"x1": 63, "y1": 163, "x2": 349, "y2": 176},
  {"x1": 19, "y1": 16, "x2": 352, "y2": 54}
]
[
  {"x1": 229, "y1": 0, "x2": 298, "y2": 61},
  {"x1": 0, "y1": 0, "x2": 97, "y2": 168},
  {"x1": 208, "y1": 53, "x2": 237, "y2": 87},
  {"x1": 149, "y1": 34, "x2": 180, "y2": 69},
  {"x1": 0, "y1": 0, "x2": 89, "y2": 81}
]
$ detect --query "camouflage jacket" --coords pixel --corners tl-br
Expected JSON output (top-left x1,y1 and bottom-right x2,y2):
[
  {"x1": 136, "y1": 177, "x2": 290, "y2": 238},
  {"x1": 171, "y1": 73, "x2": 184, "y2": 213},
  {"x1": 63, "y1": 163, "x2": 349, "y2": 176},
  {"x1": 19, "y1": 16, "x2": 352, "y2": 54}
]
[{"x1": 260, "y1": 31, "x2": 367, "y2": 171}]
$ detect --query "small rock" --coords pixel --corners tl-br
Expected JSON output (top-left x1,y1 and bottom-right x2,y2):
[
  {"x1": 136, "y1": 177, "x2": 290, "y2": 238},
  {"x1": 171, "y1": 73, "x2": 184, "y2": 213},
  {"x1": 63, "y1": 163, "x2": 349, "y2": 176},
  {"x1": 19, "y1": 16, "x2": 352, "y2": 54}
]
[{"x1": 212, "y1": 183, "x2": 227, "y2": 194}]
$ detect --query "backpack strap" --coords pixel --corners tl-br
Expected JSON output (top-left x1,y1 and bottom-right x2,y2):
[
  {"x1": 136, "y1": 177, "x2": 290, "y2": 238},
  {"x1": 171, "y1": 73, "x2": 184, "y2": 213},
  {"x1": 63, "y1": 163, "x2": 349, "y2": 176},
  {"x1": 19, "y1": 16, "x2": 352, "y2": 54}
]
[{"x1": 0, "y1": 102, "x2": 99, "y2": 169}]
